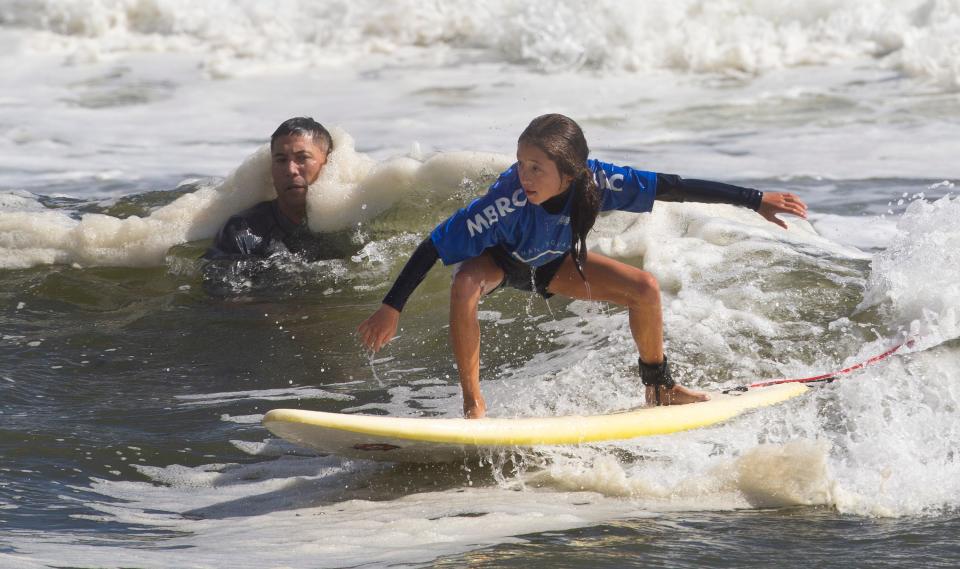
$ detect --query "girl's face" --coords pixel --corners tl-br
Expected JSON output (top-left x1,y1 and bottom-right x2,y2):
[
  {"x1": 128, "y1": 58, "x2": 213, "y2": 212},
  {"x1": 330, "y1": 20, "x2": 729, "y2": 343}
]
[{"x1": 517, "y1": 142, "x2": 572, "y2": 205}]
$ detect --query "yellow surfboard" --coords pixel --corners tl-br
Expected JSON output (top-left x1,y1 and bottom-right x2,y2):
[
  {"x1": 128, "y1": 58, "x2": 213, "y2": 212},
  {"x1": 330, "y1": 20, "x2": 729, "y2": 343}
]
[{"x1": 263, "y1": 383, "x2": 807, "y2": 462}]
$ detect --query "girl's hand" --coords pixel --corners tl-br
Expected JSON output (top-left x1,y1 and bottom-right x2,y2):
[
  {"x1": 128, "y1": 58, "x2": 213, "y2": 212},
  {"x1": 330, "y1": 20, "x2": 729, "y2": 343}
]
[
  {"x1": 357, "y1": 304, "x2": 400, "y2": 352},
  {"x1": 758, "y1": 192, "x2": 808, "y2": 229}
]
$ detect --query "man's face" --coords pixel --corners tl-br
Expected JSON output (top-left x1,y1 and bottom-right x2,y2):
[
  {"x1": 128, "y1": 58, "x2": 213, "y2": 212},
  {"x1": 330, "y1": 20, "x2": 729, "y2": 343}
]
[{"x1": 271, "y1": 134, "x2": 329, "y2": 213}]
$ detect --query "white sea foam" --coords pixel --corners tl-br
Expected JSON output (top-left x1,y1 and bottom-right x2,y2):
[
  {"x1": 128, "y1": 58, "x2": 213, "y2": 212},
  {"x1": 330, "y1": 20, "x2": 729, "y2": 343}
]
[
  {"x1": 3, "y1": 0, "x2": 959, "y2": 87},
  {"x1": 0, "y1": 127, "x2": 510, "y2": 268},
  {"x1": 11, "y1": 458, "x2": 649, "y2": 569},
  {"x1": 175, "y1": 386, "x2": 353, "y2": 406},
  {"x1": 859, "y1": 195, "x2": 960, "y2": 348},
  {"x1": 527, "y1": 438, "x2": 833, "y2": 510},
  {"x1": 510, "y1": 340, "x2": 960, "y2": 518},
  {"x1": 810, "y1": 213, "x2": 899, "y2": 251},
  {"x1": 825, "y1": 344, "x2": 960, "y2": 516},
  {"x1": 3, "y1": 3, "x2": 958, "y2": 214}
]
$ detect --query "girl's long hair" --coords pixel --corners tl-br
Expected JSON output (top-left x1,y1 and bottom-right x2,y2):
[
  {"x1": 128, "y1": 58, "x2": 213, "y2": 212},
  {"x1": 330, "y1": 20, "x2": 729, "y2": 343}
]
[{"x1": 518, "y1": 113, "x2": 600, "y2": 281}]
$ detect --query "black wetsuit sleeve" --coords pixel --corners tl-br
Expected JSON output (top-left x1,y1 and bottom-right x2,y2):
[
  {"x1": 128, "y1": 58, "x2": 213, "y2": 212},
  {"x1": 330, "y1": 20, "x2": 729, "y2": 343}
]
[
  {"x1": 655, "y1": 174, "x2": 763, "y2": 211},
  {"x1": 382, "y1": 237, "x2": 440, "y2": 312},
  {"x1": 204, "y1": 217, "x2": 261, "y2": 259}
]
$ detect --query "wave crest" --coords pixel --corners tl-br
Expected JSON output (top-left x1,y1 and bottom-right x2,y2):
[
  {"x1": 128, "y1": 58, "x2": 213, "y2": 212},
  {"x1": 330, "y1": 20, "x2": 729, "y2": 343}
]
[{"x1": 2, "y1": 0, "x2": 958, "y2": 87}]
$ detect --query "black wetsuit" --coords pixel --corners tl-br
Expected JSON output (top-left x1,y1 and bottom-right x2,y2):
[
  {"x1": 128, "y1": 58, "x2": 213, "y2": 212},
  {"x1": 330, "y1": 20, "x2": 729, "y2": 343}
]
[
  {"x1": 381, "y1": 173, "x2": 764, "y2": 311},
  {"x1": 204, "y1": 200, "x2": 353, "y2": 261}
]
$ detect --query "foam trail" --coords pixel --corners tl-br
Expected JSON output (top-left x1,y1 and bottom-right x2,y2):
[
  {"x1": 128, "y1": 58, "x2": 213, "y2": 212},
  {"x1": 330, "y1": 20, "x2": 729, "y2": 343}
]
[
  {"x1": 12, "y1": 459, "x2": 648, "y2": 569},
  {"x1": 528, "y1": 439, "x2": 832, "y2": 510}
]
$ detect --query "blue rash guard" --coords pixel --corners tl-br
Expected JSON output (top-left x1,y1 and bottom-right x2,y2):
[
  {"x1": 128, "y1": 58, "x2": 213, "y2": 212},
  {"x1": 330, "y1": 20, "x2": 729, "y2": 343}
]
[
  {"x1": 431, "y1": 159, "x2": 656, "y2": 267},
  {"x1": 381, "y1": 160, "x2": 763, "y2": 311}
]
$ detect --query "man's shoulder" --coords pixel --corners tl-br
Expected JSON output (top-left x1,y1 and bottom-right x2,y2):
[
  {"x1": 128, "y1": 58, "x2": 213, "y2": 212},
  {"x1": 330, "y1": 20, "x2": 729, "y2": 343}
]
[
  {"x1": 205, "y1": 200, "x2": 279, "y2": 260},
  {"x1": 224, "y1": 200, "x2": 277, "y2": 231},
  {"x1": 232, "y1": 200, "x2": 276, "y2": 221}
]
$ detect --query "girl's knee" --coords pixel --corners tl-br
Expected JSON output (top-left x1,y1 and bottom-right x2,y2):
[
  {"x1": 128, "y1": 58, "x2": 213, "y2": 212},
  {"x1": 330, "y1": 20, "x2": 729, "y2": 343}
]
[
  {"x1": 450, "y1": 268, "x2": 486, "y2": 306},
  {"x1": 630, "y1": 270, "x2": 660, "y2": 304}
]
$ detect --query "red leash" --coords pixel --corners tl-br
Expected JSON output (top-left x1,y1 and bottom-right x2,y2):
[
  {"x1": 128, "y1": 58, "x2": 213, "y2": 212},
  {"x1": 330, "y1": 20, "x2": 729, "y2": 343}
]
[{"x1": 725, "y1": 338, "x2": 914, "y2": 393}]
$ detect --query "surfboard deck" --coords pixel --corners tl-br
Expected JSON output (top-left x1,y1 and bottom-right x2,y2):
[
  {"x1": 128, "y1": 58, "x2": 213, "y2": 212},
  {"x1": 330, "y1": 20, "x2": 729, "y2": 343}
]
[{"x1": 263, "y1": 383, "x2": 807, "y2": 463}]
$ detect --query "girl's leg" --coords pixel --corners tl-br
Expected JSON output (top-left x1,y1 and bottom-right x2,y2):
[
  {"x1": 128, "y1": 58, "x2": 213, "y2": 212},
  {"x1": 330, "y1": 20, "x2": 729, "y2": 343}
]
[
  {"x1": 449, "y1": 253, "x2": 504, "y2": 418},
  {"x1": 547, "y1": 253, "x2": 708, "y2": 405}
]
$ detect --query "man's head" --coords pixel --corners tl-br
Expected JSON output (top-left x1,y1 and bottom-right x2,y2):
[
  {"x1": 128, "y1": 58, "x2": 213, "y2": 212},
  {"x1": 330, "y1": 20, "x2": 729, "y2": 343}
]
[{"x1": 269, "y1": 117, "x2": 333, "y2": 223}]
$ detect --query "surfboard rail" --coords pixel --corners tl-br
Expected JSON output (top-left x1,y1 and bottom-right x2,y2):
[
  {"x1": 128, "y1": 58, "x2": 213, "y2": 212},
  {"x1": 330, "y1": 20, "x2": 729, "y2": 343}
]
[{"x1": 263, "y1": 383, "x2": 807, "y2": 461}]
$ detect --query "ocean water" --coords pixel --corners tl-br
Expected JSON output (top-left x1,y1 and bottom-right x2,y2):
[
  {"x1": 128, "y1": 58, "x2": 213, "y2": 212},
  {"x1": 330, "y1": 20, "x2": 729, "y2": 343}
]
[{"x1": 2, "y1": 1, "x2": 960, "y2": 567}]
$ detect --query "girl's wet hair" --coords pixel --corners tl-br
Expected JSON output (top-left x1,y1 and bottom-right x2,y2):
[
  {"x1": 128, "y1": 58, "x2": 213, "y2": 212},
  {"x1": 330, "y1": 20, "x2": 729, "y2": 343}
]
[
  {"x1": 271, "y1": 117, "x2": 334, "y2": 155},
  {"x1": 518, "y1": 113, "x2": 599, "y2": 281}
]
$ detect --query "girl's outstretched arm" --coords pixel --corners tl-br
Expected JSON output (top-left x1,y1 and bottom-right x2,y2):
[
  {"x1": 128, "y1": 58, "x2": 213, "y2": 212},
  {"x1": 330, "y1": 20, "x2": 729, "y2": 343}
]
[{"x1": 654, "y1": 174, "x2": 807, "y2": 228}]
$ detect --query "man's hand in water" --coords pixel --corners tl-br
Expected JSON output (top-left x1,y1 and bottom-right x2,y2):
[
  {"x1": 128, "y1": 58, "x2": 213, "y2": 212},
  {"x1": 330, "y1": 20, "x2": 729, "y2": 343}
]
[
  {"x1": 758, "y1": 192, "x2": 808, "y2": 229},
  {"x1": 357, "y1": 304, "x2": 400, "y2": 352}
]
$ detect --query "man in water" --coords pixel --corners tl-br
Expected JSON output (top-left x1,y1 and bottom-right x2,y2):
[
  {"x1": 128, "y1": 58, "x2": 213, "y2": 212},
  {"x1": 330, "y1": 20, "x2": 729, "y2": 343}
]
[{"x1": 204, "y1": 116, "x2": 350, "y2": 261}]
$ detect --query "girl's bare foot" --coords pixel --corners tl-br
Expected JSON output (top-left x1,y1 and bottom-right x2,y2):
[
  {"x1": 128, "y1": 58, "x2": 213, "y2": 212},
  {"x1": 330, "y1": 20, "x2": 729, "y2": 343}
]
[{"x1": 646, "y1": 384, "x2": 709, "y2": 406}]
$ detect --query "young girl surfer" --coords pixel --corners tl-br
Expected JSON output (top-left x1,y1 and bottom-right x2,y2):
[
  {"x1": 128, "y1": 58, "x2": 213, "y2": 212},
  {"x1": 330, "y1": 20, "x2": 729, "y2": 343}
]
[{"x1": 358, "y1": 114, "x2": 807, "y2": 419}]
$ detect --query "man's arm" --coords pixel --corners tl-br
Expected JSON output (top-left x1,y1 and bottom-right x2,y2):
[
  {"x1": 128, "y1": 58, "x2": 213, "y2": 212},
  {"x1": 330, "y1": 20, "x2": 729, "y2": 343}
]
[{"x1": 204, "y1": 217, "x2": 263, "y2": 260}]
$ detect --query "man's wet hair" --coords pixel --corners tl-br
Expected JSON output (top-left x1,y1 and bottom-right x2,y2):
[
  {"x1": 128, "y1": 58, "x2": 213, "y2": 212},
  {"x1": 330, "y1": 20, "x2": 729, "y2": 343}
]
[{"x1": 271, "y1": 117, "x2": 333, "y2": 155}]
